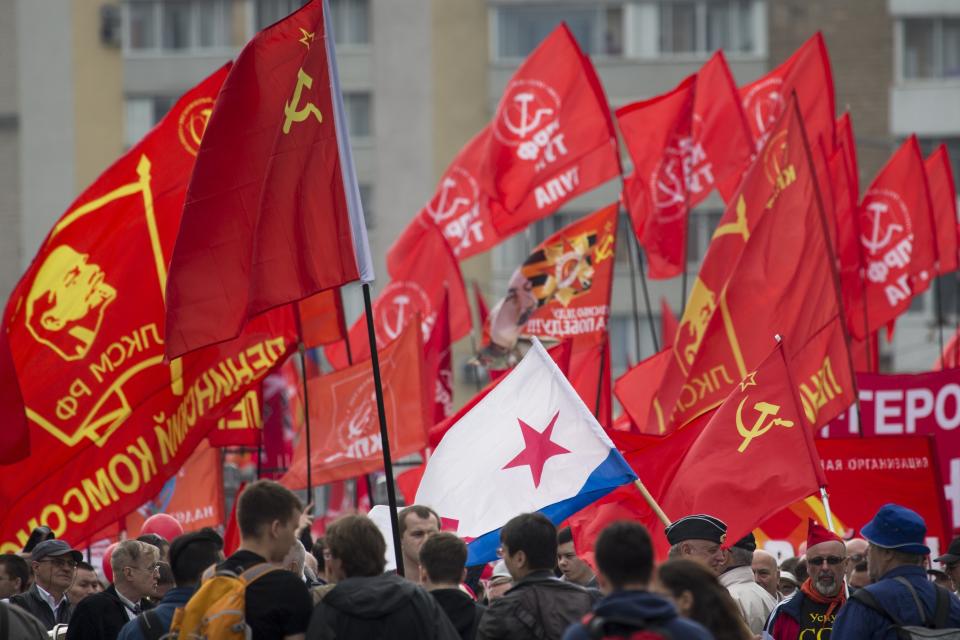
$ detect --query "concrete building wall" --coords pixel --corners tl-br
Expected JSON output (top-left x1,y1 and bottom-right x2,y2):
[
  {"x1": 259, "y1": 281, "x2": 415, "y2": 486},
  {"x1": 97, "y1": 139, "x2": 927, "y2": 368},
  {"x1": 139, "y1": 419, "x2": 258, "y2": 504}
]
[{"x1": 0, "y1": 0, "x2": 21, "y2": 303}]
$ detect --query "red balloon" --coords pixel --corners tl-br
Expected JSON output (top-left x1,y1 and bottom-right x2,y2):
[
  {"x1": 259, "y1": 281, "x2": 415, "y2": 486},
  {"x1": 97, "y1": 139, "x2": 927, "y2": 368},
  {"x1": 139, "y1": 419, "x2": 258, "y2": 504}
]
[
  {"x1": 102, "y1": 542, "x2": 119, "y2": 583},
  {"x1": 140, "y1": 514, "x2": 184, "y2": 542}
]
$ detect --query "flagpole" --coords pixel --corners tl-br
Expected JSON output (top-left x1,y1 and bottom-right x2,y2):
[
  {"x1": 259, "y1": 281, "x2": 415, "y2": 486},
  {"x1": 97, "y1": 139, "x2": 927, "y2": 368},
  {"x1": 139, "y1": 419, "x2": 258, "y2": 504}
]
[
  {"x1": 293, "y1": 307, "x2": 314, "y2": 504},
  {"x1": 624, "y1": 214, "x2": 660, "y2": 353},
  {"x1": 633, "y1": 479, "x2": 670, "y2": 527},
  {"x1": 594, "y1": 335, "x2": 607, "y2": 420},
  {"x1": 936, "y1": 276, "x2": 946, "y2": 358},
  {"x1": 622, "y1": 209, "x2": 644, "y2": 363},
  {"x1": 819, "y1": 486, "x2": 836, "y2": 532},
  {"x1": 338, "y1": 286, "x2": 354, "y2": 367},
  {"x1": 361, "y1": 282, "x2": 405, "y2": 575}
]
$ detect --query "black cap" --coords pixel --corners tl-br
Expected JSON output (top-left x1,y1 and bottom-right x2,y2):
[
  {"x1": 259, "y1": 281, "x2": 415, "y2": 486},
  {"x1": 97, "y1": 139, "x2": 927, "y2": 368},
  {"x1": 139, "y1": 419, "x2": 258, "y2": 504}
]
[
  {"x1": 733, "y1": 533, "x2": 756, "y2": 552},
  {"x1": 168, "y1": 528, "x2": 223, "y2": 573},
  {"x1": 934, "y1": 536, "x2": 960, "y2": 565},
  {"x1": 665, "y1": 514, "x2": 728, "y2": 545},
  {"x1": 31, "y1": 539, "x2": 82, "y2": 564}
]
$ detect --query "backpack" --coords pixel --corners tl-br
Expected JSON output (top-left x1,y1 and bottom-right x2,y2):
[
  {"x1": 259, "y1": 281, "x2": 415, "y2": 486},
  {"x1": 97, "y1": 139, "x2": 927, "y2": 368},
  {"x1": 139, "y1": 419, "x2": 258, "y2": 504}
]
[
  {"x1": 165, "y1": 562, "x2": 278, "y2": 640},
  {"x1": 581, "y1": 612, "x2": 674, "y2": 640},
  {"x1": 851, "y1": 577, "x2": 960, "y2": 639}
]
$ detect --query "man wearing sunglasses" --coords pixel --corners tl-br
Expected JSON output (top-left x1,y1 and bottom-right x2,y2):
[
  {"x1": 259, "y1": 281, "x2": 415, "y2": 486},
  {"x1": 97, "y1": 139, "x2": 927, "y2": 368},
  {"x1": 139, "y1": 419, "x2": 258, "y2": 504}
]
[
  {"x1": 8, "y1": 539, "x2": 82, "y2": 630},
  {"x1": 764, "y1": 519, "x2": 847, "y2": 639}
]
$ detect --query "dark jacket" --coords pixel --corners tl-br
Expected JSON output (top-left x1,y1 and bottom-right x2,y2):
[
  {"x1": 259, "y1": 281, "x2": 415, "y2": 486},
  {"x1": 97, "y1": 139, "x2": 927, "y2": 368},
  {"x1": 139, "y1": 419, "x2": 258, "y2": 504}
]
[
  {"x1": 0, "y1": 600, "x2": 50, "y2": 640},
  {"x1": 307, "y1": 573, "x2": 461, "y2": 640},
  {"x1": 65, "y1": 584, "x2": 153, "y2": 640},
  {"x1": 117, "y1": 586, "x2": 195, "y2": 640},
  {"x1": 9, "y1": 583, "x2": 72, "y2": 630},
  {"x1": 431, "y1": 588, "x2": 486, "y2": 640},
  {"x1": 832, "y1": 565, "x2": 960, "y2": 639},
  {"x1": 562, "y1": 590, "x2": 713, "y2": 640},
  {"x1": 476, "y1": 570, "x2": 597, "y2": 640}
]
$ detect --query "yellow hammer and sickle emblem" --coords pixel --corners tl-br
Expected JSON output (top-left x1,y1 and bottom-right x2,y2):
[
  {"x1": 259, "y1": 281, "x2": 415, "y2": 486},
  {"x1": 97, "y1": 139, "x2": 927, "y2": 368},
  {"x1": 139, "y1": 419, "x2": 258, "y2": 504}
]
[
  {"x1": 283, "y1": 68, "x2": 324, "y2": 135},
  {"x1": 735, "y1": 397, "x2": 794, "y2": 453},
  {"x1": 714, "y1": 195, "x2": 750, "y2": 243},
  {"x1": 594, "y1": 233, "x2": 614, "y2": 262}
]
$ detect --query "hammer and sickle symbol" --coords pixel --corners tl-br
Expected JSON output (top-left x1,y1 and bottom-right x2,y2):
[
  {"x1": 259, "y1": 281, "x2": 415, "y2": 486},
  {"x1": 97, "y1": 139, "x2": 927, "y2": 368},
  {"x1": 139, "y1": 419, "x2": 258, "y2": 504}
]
[
  {"x1": 736, "y1": 397, "x2": 794, "y2": 453},
  {"x1": 283, "y1": 68, "x2": 324, "y2": 135}
]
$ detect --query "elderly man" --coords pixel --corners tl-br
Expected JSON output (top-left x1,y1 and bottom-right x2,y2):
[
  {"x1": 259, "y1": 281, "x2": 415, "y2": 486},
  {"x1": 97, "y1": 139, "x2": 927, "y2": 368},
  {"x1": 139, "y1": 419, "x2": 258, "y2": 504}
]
[
  {"x1": 833, "y1": 504, "x2": 960, "y2": 638},
  {"x1": 9, "y1": 539, "x2": 82, "y2": 629},
  {"x1": 752, "y1": 549, "x2": 780, "y2": 600},
  {"x1": 764, "y1": 519, "x2": 847, "y2": 639},
  {"x1": 719, "y1": 534, "x2": 777, "y2": 634},
  {"x1": 664, "y1": 514, "x2": 727, "y2": 575},
  {"x1": 934, "y1": 536, "x2": 960, "y2": 596}
]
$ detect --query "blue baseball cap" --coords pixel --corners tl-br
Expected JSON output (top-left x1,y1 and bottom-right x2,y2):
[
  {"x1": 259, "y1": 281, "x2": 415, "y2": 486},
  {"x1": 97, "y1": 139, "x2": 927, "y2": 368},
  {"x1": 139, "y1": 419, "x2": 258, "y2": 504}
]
[
  {"x1": 31, "y1": 539, "x2": 83, "y2": 564},
  {"x1": 861, "y1": 503, "x2": 930, "y2": 556}
]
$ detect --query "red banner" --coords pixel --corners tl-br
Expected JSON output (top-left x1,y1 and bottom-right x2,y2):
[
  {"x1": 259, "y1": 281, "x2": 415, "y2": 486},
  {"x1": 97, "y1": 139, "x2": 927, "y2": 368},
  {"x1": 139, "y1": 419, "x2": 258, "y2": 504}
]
[{"x1": 819, "y1": 368, "x2": 960, "y2": 535}]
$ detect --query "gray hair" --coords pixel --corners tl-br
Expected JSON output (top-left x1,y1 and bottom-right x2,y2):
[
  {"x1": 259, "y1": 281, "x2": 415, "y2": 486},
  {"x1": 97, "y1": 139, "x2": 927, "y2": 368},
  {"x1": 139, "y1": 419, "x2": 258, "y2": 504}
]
[
  {"x1": 111, "y1": 540, "x2": 159, "y2": 574},
  {"x1": 727, "y1": 546, "x2": 753, "y2": 569},
  {"x1": 282, "y1": 539, "x2": 306, "y2": 578},
  {"x1": 667, "y1": 543, "x2": 684, "y2": 559}
]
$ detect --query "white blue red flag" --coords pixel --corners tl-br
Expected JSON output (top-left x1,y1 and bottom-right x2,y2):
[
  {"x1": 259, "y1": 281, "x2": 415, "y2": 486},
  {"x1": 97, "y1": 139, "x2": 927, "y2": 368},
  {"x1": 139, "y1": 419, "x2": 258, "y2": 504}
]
[{"x1": 415, "y1": 339, "x2": 637, "y2": 564}]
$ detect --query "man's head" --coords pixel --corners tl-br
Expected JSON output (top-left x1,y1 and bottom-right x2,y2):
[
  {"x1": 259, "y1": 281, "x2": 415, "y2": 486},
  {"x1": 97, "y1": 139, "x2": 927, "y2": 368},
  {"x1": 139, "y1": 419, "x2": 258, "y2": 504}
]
[
  {"x1": 751, "y1": 550, "x2": 779, "y2": 598},
  {"x1": 556, "y1": 527, "x2": 594, "y2": 586},
  {"x1": 778, "y1": 570, "x2": 800, "y2": 597},
  {"x1": 862, "y1": 503, "x2": 929, "y2": 583},
  {"x1": 30, "y1": 540, "x2": 82, "y2": 598},
  {"x1": 594, "y1": 521, "x2": 654, "y2": 594},
  {"x1": 665, "y1": 514, "x2": 727, "y2": 575},
  {"x1": 486, "y1": 561, "x2": 513, "y2": 602},
  {"x1": 237, "y1": 480, "x2": 303, "y2": 563},
  {"x1": 805, "y1": 519, "x2": 846, "y2": 598},
  {"x1": 499, "y1": 513, "x2": 557, "y2": 581},
  {"x1": 418, "y1": 532, "x2": 467, "y2": 589},
  {"x1": 844, "y1": 538, "x2": 868, "y2": 579},
  {"x1": 282, "y1": 539, "x2": 307, "y2": 579},
  {"x1": 0, "y1": 554, "x2": 30, "y2": 598},
  {"x1": 111, "y1": 540, "x2": 160, "y2": 601},
  {"x1": 168, "y1": 529, "x2": 223, "y2": 588},
  {"x1": 325, "y1": 514, "x2": 386, "y2": 580},
  {"x1": 137, "y1": 534, "x2": 171, "y2": 564},
  {"x1": 934, "y1": 536, "x2": 960, "y2": 591},
  {"x1": 398, "y1": 505, "x2": 440, "y2": 569},
  {"x1": 67, "y1": 561, "x2": 102, "y2": 604},
  {"x1": 724, "y1": 534, "x2": 756, "y2": 573}
]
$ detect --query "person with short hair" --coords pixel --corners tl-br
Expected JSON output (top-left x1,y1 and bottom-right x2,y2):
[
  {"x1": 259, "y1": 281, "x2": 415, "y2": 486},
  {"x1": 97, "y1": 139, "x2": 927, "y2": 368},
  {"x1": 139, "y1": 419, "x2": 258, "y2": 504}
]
[
  {"x1": 654, "y1": 559, "x2": 753, "y2": 640},
  {"x1": 419, "y1": 532, "x2": 486, "y2": 640},
  {"x1": 562, "y1": 522, "x2": 711, "y2": 640},
  {"x1": 719, "y1": 533, "x2": 777, "y2": 634},
  {"x1": 9, "y1": 540, "x2": 81, "y2": 629},
  {"x1": 751, "y1": 549, "x2": 780, "y2": 600},
  {"x1": 67, "y1": 561, "x2": 103, "y2": 605},
  {"x1": 483, "y1": 562, "x2": 512, "y2": 604},
  {"x1": 398, "y1": 505, "x2": 441, "y2": 584},
  {"x1": 215, "y1": 479, "x2": 313, "y2": 640},
  {"x1": 66, "y1": 540, "x2": 159, "y2": 640},
  {"x1": 778, "y1": 570, "x2": 800, "y2": 599},
  {"x1": 665, "y1": 514, "x2": 728, "y2": 575},
  {"x1": 934, "y1": 536, "x2": 960, "y2": 597},
  {"x1": 833, "y1": 504, "x2": 960, "y2": 638},
  {"x1": 306, "y1": 514, "x2": 459, "y2": 639},
  {"x1": 135, "y1": 535, "x2": 170, "y2": 564},
  {"x1": 0, "y1": 553, "x2": 30, "y2": 599},
  {"x1": 556, "y1": 527, "x2": 596, "y2": 589},
  {"x1": 476, "y1": 513, "x2": 595, "y2": 640},
  {"x1": 117, "y1": 528, "x2": 223, "y2": 640}
]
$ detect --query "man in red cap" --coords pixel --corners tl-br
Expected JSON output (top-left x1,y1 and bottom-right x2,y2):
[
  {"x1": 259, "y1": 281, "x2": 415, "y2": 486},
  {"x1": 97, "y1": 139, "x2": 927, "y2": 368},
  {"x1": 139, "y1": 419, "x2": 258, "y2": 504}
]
[{"x1": 763, "y1": 519, "x2": 847, "y2": 639}]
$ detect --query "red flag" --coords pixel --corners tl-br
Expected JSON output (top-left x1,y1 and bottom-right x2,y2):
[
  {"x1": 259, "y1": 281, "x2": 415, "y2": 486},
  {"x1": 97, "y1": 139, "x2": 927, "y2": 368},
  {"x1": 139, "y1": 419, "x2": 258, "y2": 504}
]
[
  {"x1": 280, "y1": 320, "x2": 428, "y2": 489},
  {"x1": 164, "y1": 0, "x2": 373, "y2": 359},
  {"x1": 474, "y1": 282, "x2": 490, "y2": 329},
  {"x1": 484, "y1": 24, "x2": 619, "y2": 237},
  {"x1": 297, "y1": 289, "x2": 347, "y2": 348},
  {"x1": 206, "y1": 388, "x2": 263, "y2": 448},
  {"x1": 926, "y1": 145, "x2": 959, "y2": 275},
  {"x1": 739, "y1": 32, "x2": 836, "y2": 152},
  {"x1": 222, "y1": 481, "x2": 245, "y2": 556},
  {"x1": 568, "y1": 334, "x2": 612, "y2": 429},
  {"x1": 847, "y1": 136, "x2": 936, "y2": 337},
  {"x1": 661, "y1": 298, "x2": 679, "y2": 349},
  {"x1": 424, "y1": 293, "x2": 453, "y2": 423},
  {"x1": 484, "y1": 205, "x2": 618, "y2": 352},
  {"x1": 0, "y1": 331, "x2": 28, "y2": 463},
  {"x1": 614, "y1": 349, "x2": 671, "y2": 435}
]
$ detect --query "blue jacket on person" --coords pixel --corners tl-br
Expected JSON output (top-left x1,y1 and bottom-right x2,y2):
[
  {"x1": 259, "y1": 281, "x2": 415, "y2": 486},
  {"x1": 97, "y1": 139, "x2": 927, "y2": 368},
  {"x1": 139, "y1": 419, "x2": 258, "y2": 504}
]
[
  {"x1": 117, "y1": 586, "x2": 196, "y2": 640},
  {"x1": 562, "y1": 589, "x2": 713, "y2": 640},
  {"x1": 832, "y1": 565, "x2": 960, "y2": 639}
]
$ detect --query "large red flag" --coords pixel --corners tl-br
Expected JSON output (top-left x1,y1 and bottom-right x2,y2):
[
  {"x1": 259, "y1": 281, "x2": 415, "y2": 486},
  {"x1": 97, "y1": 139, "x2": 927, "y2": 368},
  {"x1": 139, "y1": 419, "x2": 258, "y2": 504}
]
[
  {"x1": 847, "y1": 136, "x2": 936, "y2": 337},
  {"x1": 424, "y1": 292, "x2": 453, "y2": 423},
  {"x1": 0, "y1": 68, "x2": 297, "y2": 552},
  {"x1": 280, "y1": 321, "x2": 428, "y2": 489},
  {"x1": 614, "y1": 349, "x2": 672, "y2": 435},
  {"x1": 926, "y1": 145, "x2": 959, "y2": 275},
  {"x1": 164, "y1": 0, "x2": 373, "y2": 359},
  {"x1": 297, "y1": 289, "x2": 347, "y2": 349},
  {"x1": 0, "y1": 331, "x2": 28, "y2": 463},
  {"x1": 739, "y1": 32, "x2": 836, "y2": 152},
  {"x1": 484, "y1": 24, "x2": 620, "y2": 237}
]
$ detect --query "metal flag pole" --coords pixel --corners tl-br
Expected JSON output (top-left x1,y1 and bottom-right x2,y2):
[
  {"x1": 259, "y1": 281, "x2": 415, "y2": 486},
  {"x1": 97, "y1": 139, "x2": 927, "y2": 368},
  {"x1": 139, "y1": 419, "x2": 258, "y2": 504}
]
[
  {"x1": 624, "y1": 214, "x2": 660, "y2": 353},
  {"x1": 820, "y1": 486, "x2": 836, "y2": 532},
  {"x1": 936, "y1": 276, "x2": 946, "y2": 359},
  {"x1": 621, "y1": 209, "x2": 644, "y2": 364},
  {"x1": 361, "y1": 283, "x2": 405, "y2": 575},
  {"x1": 293, "y1": 306, "x2": 314, "y2": 504}
]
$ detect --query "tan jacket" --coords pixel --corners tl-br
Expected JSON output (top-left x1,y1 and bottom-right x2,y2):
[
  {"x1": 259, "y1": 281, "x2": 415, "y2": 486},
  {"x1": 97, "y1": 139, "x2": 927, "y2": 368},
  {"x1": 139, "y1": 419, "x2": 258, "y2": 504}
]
[{"x1": 720, "y1": 565, "x2": 779, "y2": 634}]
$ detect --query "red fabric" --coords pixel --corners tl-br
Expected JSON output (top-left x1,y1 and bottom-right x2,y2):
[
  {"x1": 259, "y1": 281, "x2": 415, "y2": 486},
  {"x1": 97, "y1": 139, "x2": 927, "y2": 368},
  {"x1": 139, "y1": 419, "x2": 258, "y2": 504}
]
[
  {"x1": 424, "y1": 292, "x2": 453, "y2": 423},
  {"x1": 297, "y1": 289, "x2": 347, "y2": 348},
  {"x1": 484, "y1": 24, "x2": 619, "y2": 238},
  {"x1": 207, "y1": 386, "x2": 264, "y2": 447},
  {"x1": 614, "y1": 349, "x2": 671, "y2": 435},
  {"x1": 806, "y1": 517, "x2": 842, "y2": 548},
  {"x1": 568, "y1": 334, "x2": 612, "y2": 429},
  {"x1": 165, "y1": 1, "x2": 361, "y2": 359},
  {"x1": 397, "y1": 464, "x2": 426, "y2": 505},
  {"x1": 847, "y1": 136, "x2": 936, "y2": 337},
  {"x1": 222, "y1": 481, "x2": 245, "y2": 557},
  {"x1": 474, "y1": 282, "x2": 490, "y2": 328},
  {"x1": 280, "y1": 321, "x2": 429, "y2": 489},
  {"x1": 0, "y1": 67, "x2": 297, "y2": 551},
  {"x1": 661, "y1": 299, "x2": 679, "y2": 349},
  {"x1": 926, "y1": 144, "x2": 959, "y2": 275},
  {"x1": 0, "y1": 327, "x2": 28, "y2": 463}
]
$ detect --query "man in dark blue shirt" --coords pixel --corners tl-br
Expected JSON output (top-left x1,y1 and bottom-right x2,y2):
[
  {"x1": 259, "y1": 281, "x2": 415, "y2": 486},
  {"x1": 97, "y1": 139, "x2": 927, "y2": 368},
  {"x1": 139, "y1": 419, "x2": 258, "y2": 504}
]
[{"x1": 833, "y1": 503, "x2": 960, "y2": 638}]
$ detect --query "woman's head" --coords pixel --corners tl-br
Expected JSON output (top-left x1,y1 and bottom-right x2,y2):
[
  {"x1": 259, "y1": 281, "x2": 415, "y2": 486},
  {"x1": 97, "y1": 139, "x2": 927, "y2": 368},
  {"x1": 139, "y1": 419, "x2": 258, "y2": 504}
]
[{"x1": 654, "y1": 559, "x2": 752, "y2": 640}]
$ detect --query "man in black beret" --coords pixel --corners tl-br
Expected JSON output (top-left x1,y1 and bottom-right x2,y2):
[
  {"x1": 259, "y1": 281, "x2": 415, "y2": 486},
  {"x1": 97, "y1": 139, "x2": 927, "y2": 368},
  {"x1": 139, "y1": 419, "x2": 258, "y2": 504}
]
[
  {"x1": 664, "y1": 514, "x2": 727, "y2": 576},
  {"x1": 719, "y1": 533, "x2": 777, "y2": 635}
]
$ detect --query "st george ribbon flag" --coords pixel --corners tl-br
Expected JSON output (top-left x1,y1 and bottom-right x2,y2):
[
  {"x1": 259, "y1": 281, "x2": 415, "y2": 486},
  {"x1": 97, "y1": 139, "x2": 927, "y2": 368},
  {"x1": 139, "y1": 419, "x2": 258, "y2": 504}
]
[
  {"x1": 164, "y1": 0, "x2": 373, "y2": 359},
  {"x1": 415, "y1": 339, "x2": 636, "y2": 564}
]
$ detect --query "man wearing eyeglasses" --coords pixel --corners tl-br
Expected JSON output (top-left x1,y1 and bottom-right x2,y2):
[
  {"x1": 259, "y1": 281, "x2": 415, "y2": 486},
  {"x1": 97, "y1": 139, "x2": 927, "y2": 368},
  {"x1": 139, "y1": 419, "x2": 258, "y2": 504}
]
[
  {"x1": 843, "y1": 538, "x2": 868, "y2": 593},
  {"x1": 934, "y1": 536, "x2": 960, "y2": 597},
  {"x1": 66, "y1": 540, "x2": 158, "y2": 640},
  {"x1": 8, "y1": 539, "x2": 82, "y2": 629},
  {"x1": 764, "y1": 519, "x2": 847, "y2": 639}
]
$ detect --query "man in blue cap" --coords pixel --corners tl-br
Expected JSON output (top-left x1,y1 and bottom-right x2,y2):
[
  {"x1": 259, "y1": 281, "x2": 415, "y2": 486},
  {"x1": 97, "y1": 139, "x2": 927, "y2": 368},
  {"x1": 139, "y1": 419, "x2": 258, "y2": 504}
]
[
  {"x1": 832, "y1": 503, "x2": 960, "y2": 638},
  {"x1": 9, "y1": 539, "x2": 81, "y2": 629}
]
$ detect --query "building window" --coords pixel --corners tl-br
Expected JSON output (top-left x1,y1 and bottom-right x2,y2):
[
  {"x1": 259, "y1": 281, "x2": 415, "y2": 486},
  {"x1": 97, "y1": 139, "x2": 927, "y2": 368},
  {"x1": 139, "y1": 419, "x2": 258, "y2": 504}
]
[
  {"x1": 659, "y1": 0, "x2": 755, "y2": 55},
  {"x1": 124, "y1": 95, "x2": 176, "y2": 147},
  {"x1": 902, "y1": 17, "x2": 960, "y2": 80},
  {"x1": 125, "y1": 0, "x2": 232, "y2": 52},
  {"x1": 330, "y1": 0, "x2": 370, "y2": 45},
  {"x1": 255, "y1": 0, "x2": 308, "y2": 31},
  {"x1": 343, "y1": 92, "x2": 372, "y2": 139},
  {"x1": 495, "y1": 5, "x2": 624, "y2": 59}
]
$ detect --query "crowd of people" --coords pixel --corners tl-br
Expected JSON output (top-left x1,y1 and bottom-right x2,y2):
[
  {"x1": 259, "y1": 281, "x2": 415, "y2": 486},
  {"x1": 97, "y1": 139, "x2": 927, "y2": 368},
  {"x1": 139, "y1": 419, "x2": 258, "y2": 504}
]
[{"x1": 2, "y1": 480, "x2": 960, "y2": 639}]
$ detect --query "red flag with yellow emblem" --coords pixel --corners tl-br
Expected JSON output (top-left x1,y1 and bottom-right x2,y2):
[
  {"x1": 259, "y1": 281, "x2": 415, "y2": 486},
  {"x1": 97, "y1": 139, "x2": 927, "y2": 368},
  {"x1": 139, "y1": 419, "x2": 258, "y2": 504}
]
[
  {"x1": 0, "y1": 67, "x2": 298, "y2": 552},
  {"x1": 165, "y1": 0, "x2": 373, "y2": 359}
]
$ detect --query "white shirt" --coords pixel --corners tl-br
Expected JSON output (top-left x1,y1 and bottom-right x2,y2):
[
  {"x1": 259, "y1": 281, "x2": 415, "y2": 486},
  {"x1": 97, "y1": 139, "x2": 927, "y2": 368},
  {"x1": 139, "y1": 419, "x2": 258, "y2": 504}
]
[
  {"x1": 35, "y1": 583, "x2": 68, "y2": 616},
  {"x1": 720, "y1": 565, "x2": 779, "y2": 634},
  {"x1": 114, "y1": 587, "x2": 140, "y2": 621}
]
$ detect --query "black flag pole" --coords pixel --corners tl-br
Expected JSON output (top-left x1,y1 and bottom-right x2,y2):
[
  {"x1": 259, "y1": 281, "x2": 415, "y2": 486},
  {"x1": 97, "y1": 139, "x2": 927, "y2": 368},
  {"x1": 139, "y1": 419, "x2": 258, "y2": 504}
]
[
  {"x1": 361, "y1": 282, "x2": 405, "y2": 575},
  {"x1": 292, "y1": 307, "x2": 314, "y2": 504},
  {"x1": 622, "y1": 209, "x2": 644, "y2": 365}
]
